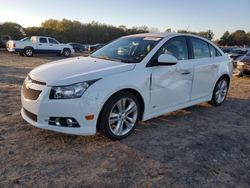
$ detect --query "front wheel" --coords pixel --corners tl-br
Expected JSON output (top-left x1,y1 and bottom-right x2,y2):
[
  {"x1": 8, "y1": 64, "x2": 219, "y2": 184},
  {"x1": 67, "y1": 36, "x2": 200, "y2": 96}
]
[
  {"x1": 63, "y1": 49, "x2": 71, "y2": 57},
  {"x1": 210, "y1": 77, "x2": 229, "y2": 106},
  {"x1": 98, "y1": 91, "x2": 141, "y2": 140}
]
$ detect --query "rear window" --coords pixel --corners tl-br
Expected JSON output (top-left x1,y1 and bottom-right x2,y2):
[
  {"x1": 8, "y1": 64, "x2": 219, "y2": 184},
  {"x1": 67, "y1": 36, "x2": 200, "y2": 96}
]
[{"x1": 39, "y1": 38, "x2": 47, "y2": 43}]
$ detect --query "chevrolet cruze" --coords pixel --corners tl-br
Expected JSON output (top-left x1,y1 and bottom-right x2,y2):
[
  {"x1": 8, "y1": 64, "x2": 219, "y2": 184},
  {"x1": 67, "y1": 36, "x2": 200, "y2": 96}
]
[{"x1": 21, "y1": 33, "x2": 233, "y2": 140}]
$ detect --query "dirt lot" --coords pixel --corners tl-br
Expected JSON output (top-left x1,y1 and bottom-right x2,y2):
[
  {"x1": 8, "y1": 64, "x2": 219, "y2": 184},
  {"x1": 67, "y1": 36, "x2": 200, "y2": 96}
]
[{"x1": 0, "y1": 51, "x2": 250, "y2": 188}]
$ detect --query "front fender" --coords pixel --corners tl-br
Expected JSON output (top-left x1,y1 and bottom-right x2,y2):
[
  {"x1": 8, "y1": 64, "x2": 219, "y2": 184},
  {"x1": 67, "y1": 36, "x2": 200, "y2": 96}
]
[{"x1": 83, "y1": 68, "x2": 151, "y2": 119}]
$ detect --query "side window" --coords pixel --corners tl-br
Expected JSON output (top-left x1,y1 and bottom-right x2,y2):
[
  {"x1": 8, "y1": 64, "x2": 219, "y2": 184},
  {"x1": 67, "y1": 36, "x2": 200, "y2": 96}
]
[
  {"x1": 158, "y1": 37, "x2": 188, "y2": 60},
  {"x1": 191, "y1": 38, "x2": 210, "y2": 59},
  {"x1": 39, "y1": 38, "x2": 47, "y2": 43},
  {"x1": 49, "y1": 38, "x2": 59, "y2": 44},
  {"x1": 209, "y1": 44, "x2": 216, "y2": 57},
  {"x1": 216, "y1": 49, "x2": 222, "y2": 56}
]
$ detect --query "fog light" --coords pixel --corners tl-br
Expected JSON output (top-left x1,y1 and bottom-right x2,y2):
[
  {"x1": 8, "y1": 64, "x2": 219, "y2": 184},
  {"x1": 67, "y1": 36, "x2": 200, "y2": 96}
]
[
  {"x1": 66, "y1": 118, "x2": 73, "y2": 127},
  {"x1": 49, "y1": 117, "x2": 80, "y2": 128},
  {"x1": 55, "y1": 118, "x2": 60, "y2": 126}
]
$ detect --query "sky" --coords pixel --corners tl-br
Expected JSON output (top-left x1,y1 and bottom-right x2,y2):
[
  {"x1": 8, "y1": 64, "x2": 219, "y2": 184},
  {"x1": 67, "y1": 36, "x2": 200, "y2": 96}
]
[{"x1": 0, "y1": 0, "x2": 249, "y2": 39}]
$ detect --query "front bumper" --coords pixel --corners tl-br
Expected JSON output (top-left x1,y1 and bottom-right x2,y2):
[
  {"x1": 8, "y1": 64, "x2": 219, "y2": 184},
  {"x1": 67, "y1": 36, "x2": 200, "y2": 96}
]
[{"x1": 21, "y1": 79, "x2": 100, "y2": 135}]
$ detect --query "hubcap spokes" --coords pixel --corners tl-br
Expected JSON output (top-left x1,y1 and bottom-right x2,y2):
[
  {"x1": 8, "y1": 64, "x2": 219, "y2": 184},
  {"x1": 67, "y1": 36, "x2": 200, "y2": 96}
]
[
  {"x1": 216, "y1": 79, "x2": 228, "y2": 103},
  {"x1": 109, "y1": 98, "x2": 138, "y2": 136},
  {"x1": 27, "y1": 50, "x2": 32, "y2": 56}
]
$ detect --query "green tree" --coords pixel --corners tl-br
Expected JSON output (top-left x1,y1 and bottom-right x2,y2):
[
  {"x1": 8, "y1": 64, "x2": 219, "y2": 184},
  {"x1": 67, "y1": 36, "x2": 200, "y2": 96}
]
[
  {"x1": 0, "y1": 22, "x2": 25, "y2": 39},
  {"x1": 197, "y1": 30, "x2": 214, "y2": 40},
  {"x1": 219, "y1": 31, "x2": 230, "y2": 46},
  {"x1": 165, "y1": 28, "x2": 172, "y2": 32},
  {"x1": 177, "y1": 29, "x2": 214, "y2": 40},
  {"x1": 227, "y1": 30, "x2": 249, "y2": 46}
]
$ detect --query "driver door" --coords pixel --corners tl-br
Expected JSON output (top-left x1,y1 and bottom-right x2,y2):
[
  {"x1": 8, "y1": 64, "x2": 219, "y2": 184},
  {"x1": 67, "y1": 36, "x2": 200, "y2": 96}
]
[{"x1": 149, "y1": 36, "x2": 194, "y2": 112}]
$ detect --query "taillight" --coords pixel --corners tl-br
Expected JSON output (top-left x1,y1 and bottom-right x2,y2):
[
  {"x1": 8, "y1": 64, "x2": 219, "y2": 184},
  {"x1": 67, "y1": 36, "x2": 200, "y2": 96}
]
[{"x1": 13, "y1": 42, "x2": 16, "y2": 48}]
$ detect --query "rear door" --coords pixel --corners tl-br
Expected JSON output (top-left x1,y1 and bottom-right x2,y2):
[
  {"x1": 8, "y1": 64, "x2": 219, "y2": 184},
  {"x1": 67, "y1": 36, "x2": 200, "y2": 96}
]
[
  {"x1": 188, "y1": 37, "x2": 221, "y2": 100},
  {"x1": 48, "y1": 38, "x2": 61, "y2": 54},
  {"x1": 37, "y1": 37, "x2": 49, "y2": 53}
]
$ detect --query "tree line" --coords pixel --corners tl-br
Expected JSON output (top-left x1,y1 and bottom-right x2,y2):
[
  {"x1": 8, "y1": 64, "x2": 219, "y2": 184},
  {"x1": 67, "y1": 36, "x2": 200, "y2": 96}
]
[
  {"x1": 0, "y1": 19, "x2": 249, "y2": 46},
  {"x1": 218, "y1": 30, "x2": 250, "y2": 46}
]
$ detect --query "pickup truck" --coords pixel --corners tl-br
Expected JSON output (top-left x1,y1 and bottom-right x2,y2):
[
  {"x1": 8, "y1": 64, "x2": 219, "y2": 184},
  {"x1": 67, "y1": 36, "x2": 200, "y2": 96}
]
[{"x1": 6, "y1": 36, "x2": 74, "y2": 57}]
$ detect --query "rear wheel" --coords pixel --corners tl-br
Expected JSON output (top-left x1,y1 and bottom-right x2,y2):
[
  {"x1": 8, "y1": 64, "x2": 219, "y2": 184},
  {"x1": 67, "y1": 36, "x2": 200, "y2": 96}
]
[
  {"x1": 98, "y1": 91, "x2": 141, "y2": 140},
  {"x1": 210, "y1": 77, "x2": 229, "y2": 106},
  {"x1": 63, "y1": 48, "x2": 71, "y2": 57},
  {"x1": 24, "y1": 48, "x2": 33, "y2": 57}
]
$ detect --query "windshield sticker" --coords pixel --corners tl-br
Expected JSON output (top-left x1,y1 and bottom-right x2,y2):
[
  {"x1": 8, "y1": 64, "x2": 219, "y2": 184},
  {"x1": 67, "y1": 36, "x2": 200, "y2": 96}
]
[{"x1": 143, "y1": 37, "x2": 161, "y2": 41}]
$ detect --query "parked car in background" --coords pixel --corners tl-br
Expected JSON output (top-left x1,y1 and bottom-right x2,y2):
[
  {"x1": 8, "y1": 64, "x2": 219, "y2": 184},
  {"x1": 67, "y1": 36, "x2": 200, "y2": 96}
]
[
  {"x1": 21, "y1": 33, "x2": 233, "y2": 140},
  {"x1": 88, "y1": 43, "x2": 105, "y2": 52},
  {"x1": 227, "y1": 48, "x2": 248, "y2": 60},
  {"x1": 68, "y1": 43, "x2": 87, "y2": 52},
  {"x1": 235, "y1": 52, "x2": 250, "y2": 76},
  {"x1": 220, "y1": 47, "x2": 234, "y2": 53},
  {"x1": 0, "y1": 35, "x2": 11, "y2": 48},
  {"x1": 7, "y1": 36, "x2": 74, "y2": 57}
]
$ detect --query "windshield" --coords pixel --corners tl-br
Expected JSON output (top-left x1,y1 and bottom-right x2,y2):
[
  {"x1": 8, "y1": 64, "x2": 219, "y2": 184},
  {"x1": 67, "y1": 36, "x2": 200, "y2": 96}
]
[{"x1": 90, "y1": 36, "x2": 161, "y2": 63}]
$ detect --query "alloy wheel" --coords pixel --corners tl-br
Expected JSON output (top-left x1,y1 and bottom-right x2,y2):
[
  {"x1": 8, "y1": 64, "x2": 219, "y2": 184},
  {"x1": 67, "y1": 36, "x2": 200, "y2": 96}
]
[
  {"x1": 108, "y1": 98, "x2": 138, "y2": 136},
  {"x1": 215, "y1": 79, "x2": 228, "y2": 104}
]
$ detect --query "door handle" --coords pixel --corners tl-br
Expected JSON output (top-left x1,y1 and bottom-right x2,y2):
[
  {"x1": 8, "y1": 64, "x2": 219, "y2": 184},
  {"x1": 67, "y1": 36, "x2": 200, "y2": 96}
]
[
  {"x1": 181, "y1": 71, "x2": 191, "y2": 75},
  {"x1": 39, "y1": 44, "x2": 42, "y2": 46},
  {"x1": 49, "y1": 44, "x2": 53, "y2": 46},
  {"x1": 180, "y1": 69, "x2": 191, "y2": 75}
]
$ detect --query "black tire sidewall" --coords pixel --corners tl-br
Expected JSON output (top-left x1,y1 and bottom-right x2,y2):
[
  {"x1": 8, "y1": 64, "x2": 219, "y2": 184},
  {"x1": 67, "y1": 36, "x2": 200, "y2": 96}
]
[{"x1": 98, "y1": 91, "x2": 141, "y2": 140}]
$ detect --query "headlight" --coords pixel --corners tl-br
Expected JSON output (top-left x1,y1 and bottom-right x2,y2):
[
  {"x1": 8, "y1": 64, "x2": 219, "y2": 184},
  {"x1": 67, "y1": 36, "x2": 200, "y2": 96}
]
[{"x1": 50, "y1": 80, "x2": 99, "y2": 99}]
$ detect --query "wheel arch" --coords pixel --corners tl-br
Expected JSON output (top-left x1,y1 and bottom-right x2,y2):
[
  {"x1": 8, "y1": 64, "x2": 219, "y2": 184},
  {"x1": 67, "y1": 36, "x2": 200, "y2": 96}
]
[
  {"x1": 24, "y1": 46, "x2": 34, "y2": 51},
  {"x1": 97, "y1": 88, "x2": 145, "y2": 126}
]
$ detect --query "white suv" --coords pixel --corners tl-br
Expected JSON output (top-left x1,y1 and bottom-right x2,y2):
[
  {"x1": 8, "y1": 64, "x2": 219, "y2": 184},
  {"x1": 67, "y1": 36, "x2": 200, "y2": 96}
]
[{"x1": 21, "y1": 33, "x2": 233, "y2": 140}]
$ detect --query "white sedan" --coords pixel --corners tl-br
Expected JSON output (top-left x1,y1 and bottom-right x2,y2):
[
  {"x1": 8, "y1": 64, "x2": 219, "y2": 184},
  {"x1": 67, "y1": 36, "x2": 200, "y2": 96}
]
[{"x1": 21, "y1": 33, "x2": 233, "y2": 140}]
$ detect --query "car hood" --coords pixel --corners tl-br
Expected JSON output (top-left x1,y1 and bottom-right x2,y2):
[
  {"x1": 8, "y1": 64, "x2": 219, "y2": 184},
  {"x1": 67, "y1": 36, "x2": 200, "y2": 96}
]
[{"x1": 29, "y1": 56, "x2": 135, "y2": 86}]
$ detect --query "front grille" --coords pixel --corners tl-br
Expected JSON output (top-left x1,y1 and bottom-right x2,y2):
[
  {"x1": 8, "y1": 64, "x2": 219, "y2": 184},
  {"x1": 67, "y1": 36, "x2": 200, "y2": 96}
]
[
  {"x1": 28, "y1": 75, "x2": 46, "y2": 85},
  {"x1": 22, "y1": 85, "x2": 42, "y2": 100},
  {"x1": 23, "y1": 108, "x2": 37, "y2": 122}
]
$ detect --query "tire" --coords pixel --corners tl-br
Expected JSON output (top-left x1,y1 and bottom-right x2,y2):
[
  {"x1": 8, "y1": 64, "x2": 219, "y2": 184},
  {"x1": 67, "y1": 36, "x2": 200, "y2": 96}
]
[
  {"x1": 209, "y1": 76, "x2": 229, "y2": 106},
  {"x1": 24, "y1": 48, "x2": 33, "y2": 57},
  {"x1": 98, "y1": 91, "x2": 141, "y2": 140},
  {"x1": 18, "y1": 52, "x2": 24, "y2": 56},
  {"x1": 63, "y1": 48, "x2": 71, "y2": 57}
]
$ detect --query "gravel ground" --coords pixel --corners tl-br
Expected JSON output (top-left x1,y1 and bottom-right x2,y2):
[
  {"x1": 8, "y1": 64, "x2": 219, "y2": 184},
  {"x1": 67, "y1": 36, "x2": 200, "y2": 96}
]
[{"x1": 0, "y1": 51, "x2": 250, "y2": 188}]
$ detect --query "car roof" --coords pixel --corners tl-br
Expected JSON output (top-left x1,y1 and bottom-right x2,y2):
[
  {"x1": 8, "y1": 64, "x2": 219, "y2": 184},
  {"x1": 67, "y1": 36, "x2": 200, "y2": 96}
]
[
  {"x1": 31, "y1": 36, "x2": 54, "y2": 38},
  {"x1": 125, "y1": 32, "x2": 210, "y2": 40},
  {"x1": 125, "y1": 32, "x2": 176, "y2": 38}
]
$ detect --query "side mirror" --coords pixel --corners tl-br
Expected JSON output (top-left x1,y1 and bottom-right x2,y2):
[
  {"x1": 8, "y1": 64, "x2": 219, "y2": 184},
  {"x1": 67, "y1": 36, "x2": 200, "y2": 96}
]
[{"x1": 157, "y1": 54, "x2": 178, "y2": 66}]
